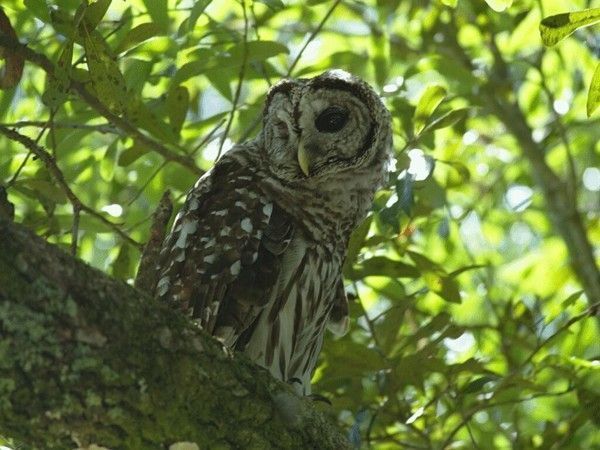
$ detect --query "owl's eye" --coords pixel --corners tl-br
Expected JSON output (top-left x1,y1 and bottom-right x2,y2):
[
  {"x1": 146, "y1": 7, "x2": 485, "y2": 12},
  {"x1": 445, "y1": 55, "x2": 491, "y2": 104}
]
[{"x1": 315, "y1": 106, "x2": 349, "y2": 133}]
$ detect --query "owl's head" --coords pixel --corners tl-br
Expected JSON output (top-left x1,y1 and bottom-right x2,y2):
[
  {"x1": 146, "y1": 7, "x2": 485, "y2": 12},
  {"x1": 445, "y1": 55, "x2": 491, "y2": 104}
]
[{"x1": 261, "y1": 70, "x2": 392, "y2": 184}]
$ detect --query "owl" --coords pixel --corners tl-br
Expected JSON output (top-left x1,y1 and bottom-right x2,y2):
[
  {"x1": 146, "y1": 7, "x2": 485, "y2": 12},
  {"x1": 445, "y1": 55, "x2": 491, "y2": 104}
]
[{"x1": 154, "y1": 70, "x2": 392, "y2": 394}]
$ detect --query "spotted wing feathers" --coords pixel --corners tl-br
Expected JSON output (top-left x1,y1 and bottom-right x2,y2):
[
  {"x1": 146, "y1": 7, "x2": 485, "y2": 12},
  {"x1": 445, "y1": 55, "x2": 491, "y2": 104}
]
[{"x1": 154, "y1": 156, "x2": 292, "y2": 345}]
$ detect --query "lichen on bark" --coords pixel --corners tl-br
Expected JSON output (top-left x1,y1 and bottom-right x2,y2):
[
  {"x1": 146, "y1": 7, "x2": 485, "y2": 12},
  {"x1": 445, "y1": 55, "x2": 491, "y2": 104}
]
[{"x1": 0, "y1": 219, "x2": 349, "y2": 450}]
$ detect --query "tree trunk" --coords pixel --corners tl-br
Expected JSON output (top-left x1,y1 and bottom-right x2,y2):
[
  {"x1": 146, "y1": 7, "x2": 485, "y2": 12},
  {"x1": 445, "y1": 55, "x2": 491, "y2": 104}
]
[{"x1": 0, "y1": 219, "x2": 349, "y2": 450}]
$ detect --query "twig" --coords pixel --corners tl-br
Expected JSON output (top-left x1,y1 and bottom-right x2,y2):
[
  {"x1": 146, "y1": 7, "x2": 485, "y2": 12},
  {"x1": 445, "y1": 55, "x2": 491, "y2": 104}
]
[
  {"x1": 0, "y1": 125, "x2": 142, "y2": 249},
  {"x1": 286, "y1": 0, "x2": 342, "y2": 76},
  {"x1": 0, "y1": 120, "x2": 122, "y2": 135},
  {"x1": 192, "y1": 117, "x2": 226, "y2": 154},
  {"x1": 217, "y1": 0, "x2": 249, "y2": 160}
]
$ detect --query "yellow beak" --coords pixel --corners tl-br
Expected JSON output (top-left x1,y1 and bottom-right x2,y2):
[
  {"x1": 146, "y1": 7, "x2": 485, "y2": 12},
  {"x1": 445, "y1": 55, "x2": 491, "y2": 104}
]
[{"x1": 297, "y1": 141, "x2": 310, "y2": 177}]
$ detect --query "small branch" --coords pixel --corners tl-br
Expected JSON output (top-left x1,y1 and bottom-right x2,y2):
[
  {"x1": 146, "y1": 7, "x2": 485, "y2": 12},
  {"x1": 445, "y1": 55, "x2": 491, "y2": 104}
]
[
  {"x1": 192, "y1": 117, "x2": 226, "y2": 154},
  {"x1": 5, "y1": 119, "x2": 49, "y2": 188},
  {"x1": 0, "y1": 125, "x2": 142, "y2": 250},
  {"x1": 0, "y1": 120, "x2": 122, "y2": 135}
]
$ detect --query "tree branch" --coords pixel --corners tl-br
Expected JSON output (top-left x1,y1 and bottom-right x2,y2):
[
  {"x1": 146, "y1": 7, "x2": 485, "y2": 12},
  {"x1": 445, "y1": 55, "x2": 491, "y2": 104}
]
[{"x1": 0, "y1": 218, "x2": 350, "y2": 449}]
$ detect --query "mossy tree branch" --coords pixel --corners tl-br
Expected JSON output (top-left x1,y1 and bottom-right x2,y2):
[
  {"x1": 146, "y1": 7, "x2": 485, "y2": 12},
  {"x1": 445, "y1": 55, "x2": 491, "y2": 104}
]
[{"x1": 0, "y1": 219, "x2": 349, "y2": 450}]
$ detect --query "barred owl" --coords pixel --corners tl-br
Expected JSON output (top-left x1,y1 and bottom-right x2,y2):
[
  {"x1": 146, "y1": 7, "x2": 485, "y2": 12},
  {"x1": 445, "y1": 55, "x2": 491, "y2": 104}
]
[{"x1": 154, "y1": 70, "x2": 392, "y2": 394}]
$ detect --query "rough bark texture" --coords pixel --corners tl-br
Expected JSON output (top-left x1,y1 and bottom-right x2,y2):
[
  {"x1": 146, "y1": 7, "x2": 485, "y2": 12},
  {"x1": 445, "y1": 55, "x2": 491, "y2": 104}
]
[{"x1": 0, "y1": 219, "x2": 350, "y2": 450}]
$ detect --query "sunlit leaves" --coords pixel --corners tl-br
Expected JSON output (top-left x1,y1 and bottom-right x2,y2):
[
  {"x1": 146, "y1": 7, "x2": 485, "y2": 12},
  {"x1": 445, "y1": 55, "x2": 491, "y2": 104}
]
[
  {"x1": 42, "y1": 41, "x2": 73, "y2": 109},
  {"x1": 484, "y1": 0, "x2": 513, "y2": 12},
  {"x1": 167, "y1": 86, "x2": 190, "y2": 136},
  {"x1": 255, "y1": 0, "x2": 284, "y2": 11},
  {"x1": 142, "y1": 0, "x2": 169, "y2": 32},
  {"x1": 83, "y1": 31, "x2": 128, "y2": 113},
  {"x1": 118, "y1": 140, "x2": 149, "y2": 167},
  {"x1": 116, "y1": 22, "x2": 164, "y2": 53},
  {"x1": 173, "y1": 41, "x2": 289, "y2": 85},
  {"x1": 81, "y1": 0, "x2": 112, "y2": 31},
  {"x1": 540, "y1": 8, "x2": 600, "y2": 117},
  {"x1": 587, "y1": 63, "x2": 600, "y2": 116},
  {"x1": 414, "y1": 84, "x2": 446, "y2": 135},
  {"x1": 348, "y1": 256, "x2": 420, "y2": 280},
  {"x1": 540, "y1": 8, "x2": 600, "y2": 46},
  {"x1": 408, "y1": 251, "x2": 462, "y2": 303}
]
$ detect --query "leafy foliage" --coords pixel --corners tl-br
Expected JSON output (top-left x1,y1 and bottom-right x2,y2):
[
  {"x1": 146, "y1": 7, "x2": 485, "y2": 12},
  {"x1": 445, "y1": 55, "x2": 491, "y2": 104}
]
[{"x1": 1, "y1": 0, "x2": 599, "y2": 449}]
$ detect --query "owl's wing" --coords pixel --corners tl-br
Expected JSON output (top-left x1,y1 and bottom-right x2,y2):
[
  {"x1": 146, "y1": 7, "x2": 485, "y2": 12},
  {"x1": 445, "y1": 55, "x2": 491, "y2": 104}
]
[{"x1": 154, "y1": 155, "x2": 293, "y2": 345}]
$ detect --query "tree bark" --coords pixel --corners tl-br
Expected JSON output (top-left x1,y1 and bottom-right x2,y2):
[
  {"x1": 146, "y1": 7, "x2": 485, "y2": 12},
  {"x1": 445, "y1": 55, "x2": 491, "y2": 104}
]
[{"x1": 0, "y1": 219, "x2": 349, "y2": 450}]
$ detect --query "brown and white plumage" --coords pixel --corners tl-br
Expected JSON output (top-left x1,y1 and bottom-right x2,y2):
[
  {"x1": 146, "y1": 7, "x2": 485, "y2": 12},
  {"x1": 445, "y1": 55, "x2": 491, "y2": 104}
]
[{"x1": 154, "y1": 70, "x2": 392, "y2": 394}]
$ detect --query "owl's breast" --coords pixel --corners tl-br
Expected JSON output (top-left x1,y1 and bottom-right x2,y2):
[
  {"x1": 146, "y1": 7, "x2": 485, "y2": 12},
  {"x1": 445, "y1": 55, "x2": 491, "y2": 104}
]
[{"x1": 240, "y1": 230, "x2": 343, "y2": 394}]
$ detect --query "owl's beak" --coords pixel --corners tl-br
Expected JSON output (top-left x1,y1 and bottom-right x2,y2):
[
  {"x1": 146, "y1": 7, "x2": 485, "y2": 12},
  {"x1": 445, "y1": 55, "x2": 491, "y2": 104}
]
[{"x1": 297, "y1": 141, "x2": 311, "y2": 177}]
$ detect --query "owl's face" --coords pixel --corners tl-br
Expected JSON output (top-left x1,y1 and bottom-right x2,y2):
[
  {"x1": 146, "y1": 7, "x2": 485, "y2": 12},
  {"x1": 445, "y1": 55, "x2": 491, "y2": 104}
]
[{"x1": 261, "y1": 70, "x2": 391, "y2": 183}]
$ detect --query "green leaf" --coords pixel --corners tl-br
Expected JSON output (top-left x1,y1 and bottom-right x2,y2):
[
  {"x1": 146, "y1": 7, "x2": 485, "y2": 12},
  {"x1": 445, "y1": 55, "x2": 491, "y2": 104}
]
[
  {"x1": 188, "y1": 0, "x2": 212, "y2": 30},
  {"x1": 436, "y1": 276, "x2": 462, "y2": 303},
  {"x1": 228, "y1": 40, "x2": 289, "y2": 63},
  {"x1": 408, "y1": 251, "x2": 442, "y2": 273},
  {"x1": 116, "y1": 22, "x2": 164, "y2": 53},
  {"x1": 342, "y1": 216, "x2": 373, "y2": 275},
  {"x1": 143, "y1": 0, "x2": 169, "y2": 32},
  {"x1": 118, "y1": 141, "x2": 149, "y2": 166},
  {"x1": 173, "y1": 42, "x2": 287, "y2": 86},
  {"x1": 540, "y1": 8, "x2": 600, "y2": 47},
  {"x1": 82, "y1": 0, "x2": 112, "y2": 31},
  {"x1": 167, "y1": 85, "x2": 189, "y2": 136},
  {"x1": 421, "y1": 107, "x2": 469, "y2": 134},
  {"x1": 111, "y1": 244, "x2": 131, "y2": 279},
  {"x1": 377, "y1": 304, "x2": 407, "y2": 354},
  {"x1": 22, "y1": 179, "x2": 67, "y2": 204},
  {"x1": 561, "y1": 290, "x2": 584, "y2": 308},
  {"x1": 440, "y1": 0, "x2": 457, "y2": 7},
  {"x1": 256, "y1": 0, "x2": 285, "y2": 10},
  {"x1": 414, "y1": 84, "x2": 446, "y2": 135},
  {"x1": 462, "y1": 376, "x2": 497, "y2": 394},
  {"x1": 126, "y1": 100, "x2": 178, "y2": 144},
  {"x1": 367, "y1": 278, "x2": 407, "y2": 303},
  {"x1": 484, "y1": 0, "x2": 513, "y2": 12},
  {"x1": 587, "y1": 62, "x2": 600, "y2": 117},
  {"x1": 42, "y1": 40, "x2": 74, "y2": 109},
  {"x1": 23, "y1": 0, "x2": 50, "y2": 23},
  {"x1": 123, "y1": 58, "x2": 154, "y2": 94},
  {"x1": 83, "y1": 31, "x2": 128, "y2": 114},
  {"x1": 350, "y1": 256, "x2": 420, "y2": 279}
]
